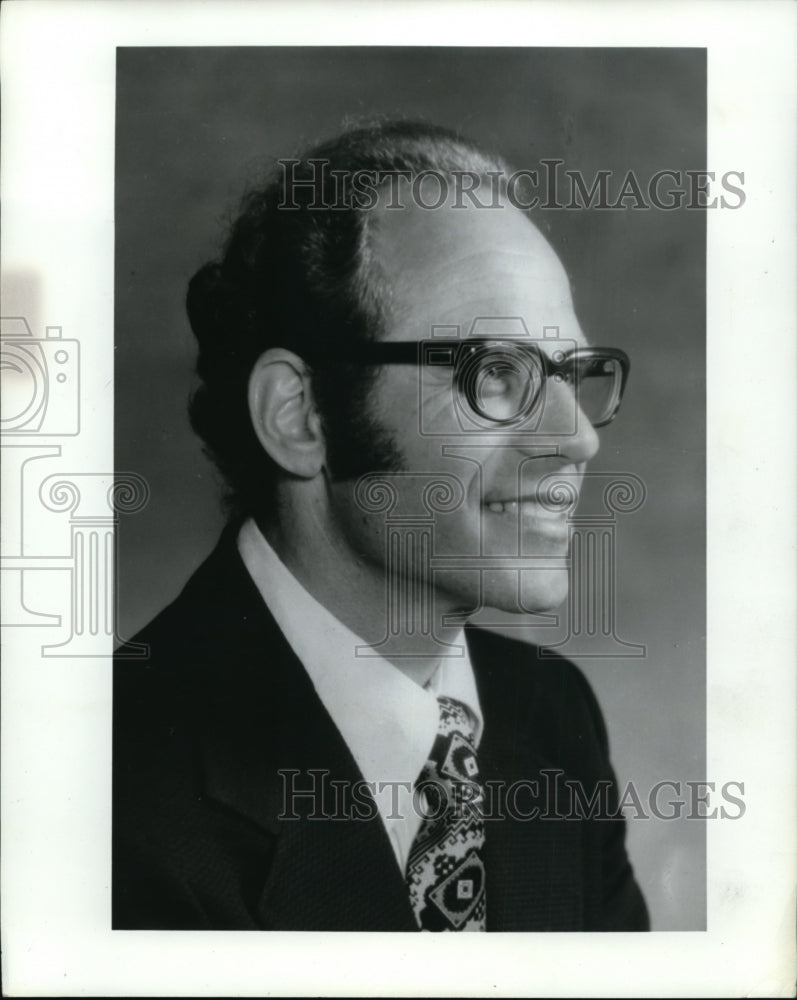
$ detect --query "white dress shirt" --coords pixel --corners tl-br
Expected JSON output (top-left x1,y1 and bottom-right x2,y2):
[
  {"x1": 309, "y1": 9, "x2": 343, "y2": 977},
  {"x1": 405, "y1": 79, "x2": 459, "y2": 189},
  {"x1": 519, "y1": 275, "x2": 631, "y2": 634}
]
[{"x1": 237, "y1": 517, "x2": 483, "y2": 873}]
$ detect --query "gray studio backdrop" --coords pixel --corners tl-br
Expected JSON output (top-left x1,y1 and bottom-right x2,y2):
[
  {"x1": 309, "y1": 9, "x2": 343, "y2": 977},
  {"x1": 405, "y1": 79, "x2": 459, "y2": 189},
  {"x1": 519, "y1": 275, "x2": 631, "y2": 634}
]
[{"x1": 115, "y1": 47, "x2": 706, "y2": 931}]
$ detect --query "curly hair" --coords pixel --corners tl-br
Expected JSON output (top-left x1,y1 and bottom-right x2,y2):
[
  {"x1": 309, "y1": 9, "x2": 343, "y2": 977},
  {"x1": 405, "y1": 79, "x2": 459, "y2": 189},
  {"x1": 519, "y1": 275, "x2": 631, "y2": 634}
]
[{"x1": 186, "y1": 119, "x2": 508, "y2": 522}]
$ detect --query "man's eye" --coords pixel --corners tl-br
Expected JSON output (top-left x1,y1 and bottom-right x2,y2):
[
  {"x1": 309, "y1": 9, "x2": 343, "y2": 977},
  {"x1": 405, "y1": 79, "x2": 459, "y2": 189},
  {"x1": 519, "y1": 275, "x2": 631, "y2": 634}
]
[{"x1": 479, "y1": 364, "x2": 513, "y2": 396}]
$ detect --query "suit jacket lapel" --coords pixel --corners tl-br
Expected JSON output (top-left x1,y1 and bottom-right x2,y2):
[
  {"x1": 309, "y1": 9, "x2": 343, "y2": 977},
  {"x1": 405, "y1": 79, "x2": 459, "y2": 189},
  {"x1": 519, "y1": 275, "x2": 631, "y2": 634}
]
[
  {"x1": 252, "y1": 614, "x2": 416, "y2": 930},
  {"x1": 190, "y1": 532, "x2": 416, "y2": 930}
]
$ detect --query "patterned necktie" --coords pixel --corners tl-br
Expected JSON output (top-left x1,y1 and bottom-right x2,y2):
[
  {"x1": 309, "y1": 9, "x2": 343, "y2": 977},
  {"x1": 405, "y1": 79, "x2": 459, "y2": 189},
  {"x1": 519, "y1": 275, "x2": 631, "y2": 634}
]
[{"x1": 405, "y1": 696, "x2": 486, "y2": 931}]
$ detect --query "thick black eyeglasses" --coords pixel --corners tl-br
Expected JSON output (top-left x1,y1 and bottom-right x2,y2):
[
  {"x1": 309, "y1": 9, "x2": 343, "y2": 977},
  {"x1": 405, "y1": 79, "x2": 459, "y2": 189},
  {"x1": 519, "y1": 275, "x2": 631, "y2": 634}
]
[{"x1": 311, "y1": 339, "x2": 629, "y2": 429}]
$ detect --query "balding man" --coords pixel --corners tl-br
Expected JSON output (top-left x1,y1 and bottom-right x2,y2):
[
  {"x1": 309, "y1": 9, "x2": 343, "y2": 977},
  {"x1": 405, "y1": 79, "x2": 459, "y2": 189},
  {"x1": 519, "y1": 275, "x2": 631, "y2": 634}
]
[{"x1": 113, "y1": 121, "x2": 648, "y2": 932}]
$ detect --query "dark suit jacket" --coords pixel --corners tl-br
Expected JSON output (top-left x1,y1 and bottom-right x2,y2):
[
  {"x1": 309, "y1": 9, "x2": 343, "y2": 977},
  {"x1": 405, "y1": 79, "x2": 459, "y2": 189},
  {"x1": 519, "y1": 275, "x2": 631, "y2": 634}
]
[{"x1": 113, "y1": 530, "x2": 649, "y2": 931}]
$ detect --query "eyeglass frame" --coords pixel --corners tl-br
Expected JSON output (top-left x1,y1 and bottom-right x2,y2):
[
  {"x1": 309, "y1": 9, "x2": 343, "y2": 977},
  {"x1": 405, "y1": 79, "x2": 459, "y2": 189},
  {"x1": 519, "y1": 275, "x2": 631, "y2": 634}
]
[{"x1": 304, "y1": 338, "x2": 630, "y2": 430}]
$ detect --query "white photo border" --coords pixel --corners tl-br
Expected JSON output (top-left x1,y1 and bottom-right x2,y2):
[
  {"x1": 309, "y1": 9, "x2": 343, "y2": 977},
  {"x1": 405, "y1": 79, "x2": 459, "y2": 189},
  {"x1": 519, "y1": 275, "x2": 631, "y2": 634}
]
[{"x1": 1, "y1": 1, "x2": 795, "y2": 996}]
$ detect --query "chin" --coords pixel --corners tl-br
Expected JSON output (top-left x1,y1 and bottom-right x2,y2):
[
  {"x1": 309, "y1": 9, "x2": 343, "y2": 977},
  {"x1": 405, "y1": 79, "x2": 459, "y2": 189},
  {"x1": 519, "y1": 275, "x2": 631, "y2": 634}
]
[
  {"x1": 487, "y1": 573, "x2": 569, "y2": 616},
  {"x1": 518, "y1": 568, "x2": 570, "y2": 613},
  {"x1": 441, "y1": 568, "x2": 570, "y2": 618}
]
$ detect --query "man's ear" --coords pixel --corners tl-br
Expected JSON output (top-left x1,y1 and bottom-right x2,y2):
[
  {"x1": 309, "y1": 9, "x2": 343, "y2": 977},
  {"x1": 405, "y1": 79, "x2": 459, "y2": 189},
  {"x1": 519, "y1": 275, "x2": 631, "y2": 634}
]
[{"x1": 248, "y1": 349, "x2": 326, "y2": 478}]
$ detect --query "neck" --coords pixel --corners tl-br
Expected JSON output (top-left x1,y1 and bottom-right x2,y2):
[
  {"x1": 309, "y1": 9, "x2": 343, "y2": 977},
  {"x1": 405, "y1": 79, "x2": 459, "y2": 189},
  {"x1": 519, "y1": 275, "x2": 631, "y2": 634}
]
[{"x1": 258, "y1": 487, "x2": 464, "y2": 687}]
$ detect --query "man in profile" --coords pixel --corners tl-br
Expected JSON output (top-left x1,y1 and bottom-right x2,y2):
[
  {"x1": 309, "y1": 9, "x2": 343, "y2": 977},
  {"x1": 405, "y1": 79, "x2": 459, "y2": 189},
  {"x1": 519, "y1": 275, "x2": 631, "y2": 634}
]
[{"x1": 113, "y1": 120, "x2": 648, "y2": 931}]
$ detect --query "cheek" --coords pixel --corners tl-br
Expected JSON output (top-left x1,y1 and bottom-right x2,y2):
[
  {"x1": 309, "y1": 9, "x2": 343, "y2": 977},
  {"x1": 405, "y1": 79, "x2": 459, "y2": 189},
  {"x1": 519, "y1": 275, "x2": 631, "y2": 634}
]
[
  {"x1": 422, "y1": 470, "x2": 485, "y2": 559},
  {"x1": 371, "y1": 368, "x2": 458, "y2": 465},
  {"x1": 371, "y1": 365, "x2": 418, "y2": 420},
  {"x1": 327, "y1": 480, "x2": 388, "y2": 561}
]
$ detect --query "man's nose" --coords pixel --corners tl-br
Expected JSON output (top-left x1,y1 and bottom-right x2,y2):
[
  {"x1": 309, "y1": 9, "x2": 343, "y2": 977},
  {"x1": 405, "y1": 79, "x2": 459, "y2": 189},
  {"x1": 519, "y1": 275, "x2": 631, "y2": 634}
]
[{"x1": 535, "y1": 375, "x2": 600, "y2": 463}]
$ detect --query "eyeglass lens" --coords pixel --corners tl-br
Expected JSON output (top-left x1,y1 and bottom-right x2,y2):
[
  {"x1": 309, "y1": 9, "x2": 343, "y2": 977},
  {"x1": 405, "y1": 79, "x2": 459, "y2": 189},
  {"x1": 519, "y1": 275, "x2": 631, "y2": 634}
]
[{"x1": 463, "y1": 348, "x2": 622, "y2": 427}]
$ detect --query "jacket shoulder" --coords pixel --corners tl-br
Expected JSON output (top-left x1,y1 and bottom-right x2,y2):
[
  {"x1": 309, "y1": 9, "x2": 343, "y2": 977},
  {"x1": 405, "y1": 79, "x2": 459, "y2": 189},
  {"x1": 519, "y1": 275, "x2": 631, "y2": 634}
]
[
  {"x1": 113, "y1": 530, "x2": 278, "y2": 929},
  {"x1": 466, "y1": 625, "x2": 611, "y2": 777}
]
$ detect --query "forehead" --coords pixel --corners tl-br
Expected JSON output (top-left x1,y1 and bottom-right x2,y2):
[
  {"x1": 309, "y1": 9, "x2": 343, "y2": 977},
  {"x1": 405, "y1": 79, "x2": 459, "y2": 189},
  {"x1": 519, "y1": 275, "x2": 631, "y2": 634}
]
[{"x1": 369, "y1": 194, "x2": 585, "y2": 346}]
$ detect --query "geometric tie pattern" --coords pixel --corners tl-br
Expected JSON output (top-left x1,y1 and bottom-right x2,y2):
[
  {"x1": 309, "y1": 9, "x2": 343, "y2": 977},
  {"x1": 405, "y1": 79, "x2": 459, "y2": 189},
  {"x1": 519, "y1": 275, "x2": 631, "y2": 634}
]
[{"x1": 405, "y1": 696, "x2": 486, "y2": 931}]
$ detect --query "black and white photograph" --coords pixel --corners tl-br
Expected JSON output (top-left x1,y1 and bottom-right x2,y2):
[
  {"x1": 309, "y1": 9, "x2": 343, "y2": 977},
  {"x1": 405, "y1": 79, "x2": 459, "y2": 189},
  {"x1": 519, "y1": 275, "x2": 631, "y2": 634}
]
[
  {"x1": 1, "y1": 2, "x2": 795, "y2": 996},
  {"x1": 114, "y1": 46, "x2": 707, "y2": 933}
]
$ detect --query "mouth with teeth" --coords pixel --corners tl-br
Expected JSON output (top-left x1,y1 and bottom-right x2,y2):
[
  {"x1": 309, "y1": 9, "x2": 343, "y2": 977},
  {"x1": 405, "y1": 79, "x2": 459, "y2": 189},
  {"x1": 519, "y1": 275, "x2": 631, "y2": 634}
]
[
  {"x1": 484, "y1": 496, "x2": 572, "y2": 516},
  {"x1": 482, "y1": 497, "x2": 572, "y2": 545}
]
